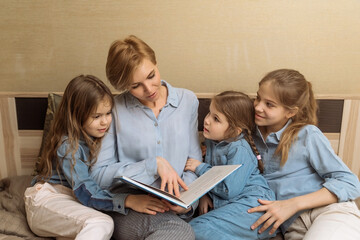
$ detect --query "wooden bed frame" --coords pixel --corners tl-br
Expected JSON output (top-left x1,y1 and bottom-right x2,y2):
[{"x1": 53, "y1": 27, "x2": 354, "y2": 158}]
[{"x1": 0, "y1": 92, "x2": 360, "y2": 180}]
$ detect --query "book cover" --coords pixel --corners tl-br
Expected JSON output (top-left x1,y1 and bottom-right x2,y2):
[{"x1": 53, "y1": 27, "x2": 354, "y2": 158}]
[{"x1": 118, "y1": 164, "x2": 242, "y2": 209}]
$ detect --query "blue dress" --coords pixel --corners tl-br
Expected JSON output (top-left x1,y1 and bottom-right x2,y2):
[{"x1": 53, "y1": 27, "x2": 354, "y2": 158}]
[{"x1": 189, "y1": 134, "x2": 276, "y2": 240}]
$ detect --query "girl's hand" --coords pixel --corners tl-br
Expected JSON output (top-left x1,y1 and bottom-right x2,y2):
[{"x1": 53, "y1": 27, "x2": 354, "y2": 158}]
[
  {"x1": 201, "y1": 143, "x2": 207, "y2": 157},
  {"x1": 198, "y1": 194, "x2": 213, "y2": 215},
  {"x1": 162, "y1": 200, "x2": 192, "y2": 214},
  {"x1": 156, "y1": 157, "x2": 188, "y2": 197},
  {"x1": 248, "y1": 199, "x2": 297, "y2": 235},
  {"x1": 125, "y1": 194, "x2": 169, "y2": 215},
  {"x1": 184, "y1": 158, "x2": 202, "y2": 172}
]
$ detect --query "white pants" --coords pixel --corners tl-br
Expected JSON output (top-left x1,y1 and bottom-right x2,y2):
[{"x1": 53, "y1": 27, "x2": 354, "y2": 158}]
[
  {"x1": 285, "y1": 201, "x2": 360, "y2": 240},
  {"x1": 24, "y1": 183, "x2": 114, "y2": 240}
]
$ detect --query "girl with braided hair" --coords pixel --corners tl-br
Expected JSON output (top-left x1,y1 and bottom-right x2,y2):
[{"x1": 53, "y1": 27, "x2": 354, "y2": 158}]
[{"x1": 185, "y1": 91, "x2": 276, "y2": 239}]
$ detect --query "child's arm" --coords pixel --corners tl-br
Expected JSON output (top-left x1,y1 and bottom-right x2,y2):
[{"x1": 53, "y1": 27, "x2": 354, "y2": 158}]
[
  {"x1": 249, "y1": 127, "x2": 360, "y2": 235},
  {"x1": 248, "y1": 187, "x2": 337, "y2": 235},
  {"x1": 59, "y1": 143, "x2": 169, "y2": 215},
  {"x1": 184, "y1": 158, "x2": 202, "y2": 172},
  {"x1": 205, "y1": 145, "x2": 254, "y2": 200},
  {"x1": 125, "y1": 194, "x2": 170, "y2": 215},
  {"x1": 198, "y1": 194, "x2": 213, "y2": 215}
]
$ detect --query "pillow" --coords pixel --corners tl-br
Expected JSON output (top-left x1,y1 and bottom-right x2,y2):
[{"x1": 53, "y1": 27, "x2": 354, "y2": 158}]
[{"x1": 33, "y1": 93, "x2": 62, "y2": 175}]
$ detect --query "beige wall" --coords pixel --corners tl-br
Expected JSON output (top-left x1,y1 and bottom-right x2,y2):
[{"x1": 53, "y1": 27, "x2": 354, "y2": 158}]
[{"x1": 1, "y1": 0, "x2": 359, "y2": 94}]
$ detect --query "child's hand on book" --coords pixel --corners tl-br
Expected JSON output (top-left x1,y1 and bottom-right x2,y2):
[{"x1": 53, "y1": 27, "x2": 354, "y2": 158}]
[
  {"x1": 125, "y1": 194, "x2": 170, "y2": 215},
  {"x1": 156, "y1": 156, "x2": 188, "y2": 197},
  {"x1": 162, "y1": 200, "x2": 192, "y2": 214},
  {"x1": 184, "y1": 158, "x2": 202, "y2": 172},
  {"x1": 198, "y1": 194, "x2": 213, "y2": 215}
]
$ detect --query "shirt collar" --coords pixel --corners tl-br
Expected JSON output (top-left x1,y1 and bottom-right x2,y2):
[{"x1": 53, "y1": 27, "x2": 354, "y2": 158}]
[
  {"x1": 256, "y1": 119, "x2": 293, "y2": 142},
  {"x1": 208, "y1": 132, "x2": 245, "y2": 146},
  {"x1": 125, "y1": 80, "x2": 179, "y2": 109}
]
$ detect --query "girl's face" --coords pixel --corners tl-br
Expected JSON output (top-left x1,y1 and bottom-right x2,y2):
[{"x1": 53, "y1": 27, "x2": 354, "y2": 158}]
[
  {"x1": 129, "y1": 58, "x2": 162, "y2": 105},
  {"x1": 254, "y1": 81, "x2": 294, "y2": 134},
  {"x1": 203, "y1": 102, "x2": 229, "y2": 141},
  {"x1": 83, "y1": 98, "x2": 112, "y2": 138}
]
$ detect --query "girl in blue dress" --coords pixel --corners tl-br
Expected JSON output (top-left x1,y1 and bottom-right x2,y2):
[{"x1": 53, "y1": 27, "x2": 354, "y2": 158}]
[{"x1": 185, "y1": 91, "x2": 276, "y2": 240}]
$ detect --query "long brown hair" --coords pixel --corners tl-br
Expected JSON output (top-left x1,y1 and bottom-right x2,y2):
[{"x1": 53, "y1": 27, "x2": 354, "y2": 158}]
[
  {"x1": 106, "y1": 35, "x2": 156, "y2": 92},
  {"x1": 36, "y1": 75, "x2": 114, "y2": 181},
  {"x1": 212, "y1": 91, "x2": 264, "y2": 173},
  {"x1": 259, "y1": 69, "x2": 317, "y2": 165}
]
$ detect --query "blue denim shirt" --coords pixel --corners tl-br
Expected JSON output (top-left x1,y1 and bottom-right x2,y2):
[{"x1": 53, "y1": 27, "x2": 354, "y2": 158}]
[
  {"x1": 91, "y1": 80, "x2": 202, "y2": 190},
  {"x1": 195, "y1": 135, "x2": 275, "y2": 209},
  {"x1": 34, "y1": 137, "x2": 128, "y2": 215},
  {"x1": 253, "y1": 120, "x2": 360, "y2": 232}
]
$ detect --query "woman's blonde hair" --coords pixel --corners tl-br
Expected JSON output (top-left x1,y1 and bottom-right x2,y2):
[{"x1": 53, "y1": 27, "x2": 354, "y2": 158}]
[
  {"x1": 106, "y1": 35, "x2": 156, "y2": 91},
  {"x1": 212, "y1": 91, "x2": 264, "y2": 173},
  {"x1": 259, "y1": 69, "x2": 317, "y2": 165},
  {"x1": 36, "y1": 75, "x2": 114, "y2": 182}
]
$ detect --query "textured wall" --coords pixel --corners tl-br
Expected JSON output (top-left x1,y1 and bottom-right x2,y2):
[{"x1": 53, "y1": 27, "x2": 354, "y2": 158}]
[{"x1": 1, "y1": 0, "x2": 360, "y2": 94}]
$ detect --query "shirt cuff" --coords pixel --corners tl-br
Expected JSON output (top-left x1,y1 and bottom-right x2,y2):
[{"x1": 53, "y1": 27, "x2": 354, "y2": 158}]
[
  {"x1": 195, "y1": 162, "x2": 211, "y2": 176},
  {"x1": 113, "y1": 193, "x2": 129, "y2": 215}
]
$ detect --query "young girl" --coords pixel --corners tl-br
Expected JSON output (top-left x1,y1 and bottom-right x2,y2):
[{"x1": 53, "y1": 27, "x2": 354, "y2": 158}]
[
  {"x1": 24, "y1": 75, "x2": 122, "y2": 240},
  {"x1": 185, "y1": 91, "x2": 276, "y2": 240},
  {"x1": 249, "y1": 69, "x2": 360, "y2": 240}
]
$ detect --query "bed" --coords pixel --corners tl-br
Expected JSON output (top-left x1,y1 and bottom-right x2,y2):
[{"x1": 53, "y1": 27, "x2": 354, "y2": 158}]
[{"x1": 0, "y1": 92, "x2": 359, "y2": 239}]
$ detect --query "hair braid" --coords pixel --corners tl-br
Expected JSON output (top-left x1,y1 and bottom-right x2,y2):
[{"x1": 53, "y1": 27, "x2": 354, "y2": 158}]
[{"x1": 244, "y1": 128, "x2": 264, "y2": 173}]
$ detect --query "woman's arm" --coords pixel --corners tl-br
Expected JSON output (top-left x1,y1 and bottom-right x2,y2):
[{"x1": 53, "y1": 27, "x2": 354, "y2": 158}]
[
  {"x1": 90, "y1": 119, "x2": 158, "y2": 188},
  {"x1": 182, "y1": 95, "x2": 203, "y2": 186}
]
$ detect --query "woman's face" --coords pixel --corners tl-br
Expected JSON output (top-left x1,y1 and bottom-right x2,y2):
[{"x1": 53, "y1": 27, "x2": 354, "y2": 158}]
[{"x1": 129, "y1": 58, "x2": 162, "y2": 104}]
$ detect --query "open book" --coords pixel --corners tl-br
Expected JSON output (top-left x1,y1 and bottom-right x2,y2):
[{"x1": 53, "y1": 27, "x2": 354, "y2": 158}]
[{"x1": 118, "y1": 164, "x2": 242, "y2": 209}]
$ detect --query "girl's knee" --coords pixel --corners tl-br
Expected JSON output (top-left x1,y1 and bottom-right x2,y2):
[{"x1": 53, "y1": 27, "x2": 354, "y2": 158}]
[{"x1": 83, "y1": 214, "x2": 114, "y2": 237}]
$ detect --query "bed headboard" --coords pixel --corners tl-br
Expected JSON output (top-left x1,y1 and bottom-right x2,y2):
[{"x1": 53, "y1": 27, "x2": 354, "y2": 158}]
[{"x1": 1, "y1": 92, "x2": 359, "y2": 179}]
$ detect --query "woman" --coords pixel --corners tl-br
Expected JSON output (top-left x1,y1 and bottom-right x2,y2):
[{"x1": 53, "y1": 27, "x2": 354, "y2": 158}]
[{"x1": 90, "y1": 35, "x2": 202, "y2": 240}]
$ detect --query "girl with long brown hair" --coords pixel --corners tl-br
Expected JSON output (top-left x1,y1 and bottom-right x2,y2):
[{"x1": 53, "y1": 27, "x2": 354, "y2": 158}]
[
  {"x1": 24, "y1": 75, "x2": 119, "y2": 240},
  {"x1": 249, "y1": 69, "x2": 360, "y2": 239}
]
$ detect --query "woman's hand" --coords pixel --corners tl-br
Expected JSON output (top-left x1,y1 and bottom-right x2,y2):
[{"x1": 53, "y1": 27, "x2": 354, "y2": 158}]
[
  {"x1": 184, "y1": 158, "x2": 202, "y2": 172},
  {"x1": 125, "y1": 194, "x2": 169, "y2": 215},
  {"x1": 198, "y1": 194, "x2": 213, "y2": 215},
  {"x1": 156, "y1": 157, "x2": 188, "y2": 197},
  {"x1": 248, "y1": 199, "x2": 298, "y2": 235}
]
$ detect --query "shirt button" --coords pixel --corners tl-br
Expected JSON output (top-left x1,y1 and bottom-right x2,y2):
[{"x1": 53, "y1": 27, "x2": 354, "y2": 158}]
[
  {"x1": 157, "y1": 141, "x2": 161, "y2": 144},
  {"x1": 118, "y1": 205, "x2": 121, "y2": 208},
  {"x1": 154, "y1": 123, "x2": 158, "y2": 126}
]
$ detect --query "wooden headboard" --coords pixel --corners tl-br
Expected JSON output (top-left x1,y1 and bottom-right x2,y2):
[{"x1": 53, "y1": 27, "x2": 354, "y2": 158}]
[{"x1": 1, "y1": 92, "x2": 359, "y2": 179}]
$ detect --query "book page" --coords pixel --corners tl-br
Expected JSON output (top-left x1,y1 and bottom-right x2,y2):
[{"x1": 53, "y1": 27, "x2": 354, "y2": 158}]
[
  {"x1": 179, "y1": 165, "x2": 241, "y2": 205},
  {"x1": 118, "y1": 164, "x2": 241, "y2": 208}
]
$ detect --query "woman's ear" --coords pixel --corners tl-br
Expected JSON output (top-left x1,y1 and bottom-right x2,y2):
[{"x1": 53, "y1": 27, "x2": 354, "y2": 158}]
[{"x1": 286, "y1": 107, "x2": 299, "y2": 119}]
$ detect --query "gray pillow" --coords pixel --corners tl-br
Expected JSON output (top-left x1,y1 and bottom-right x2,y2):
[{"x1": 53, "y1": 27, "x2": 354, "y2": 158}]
[{"x1": 33, "y1": 93, "x2": 62, "y2": 175}]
